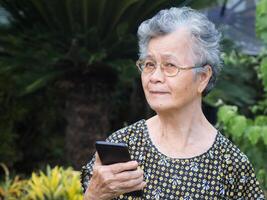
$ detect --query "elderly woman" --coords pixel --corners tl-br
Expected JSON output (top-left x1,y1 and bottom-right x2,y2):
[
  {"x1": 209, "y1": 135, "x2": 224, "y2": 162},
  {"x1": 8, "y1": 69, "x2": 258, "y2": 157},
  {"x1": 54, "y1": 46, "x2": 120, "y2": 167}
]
[{"x1": 81, "y1": 7, "x2": 265, "y2": 200}]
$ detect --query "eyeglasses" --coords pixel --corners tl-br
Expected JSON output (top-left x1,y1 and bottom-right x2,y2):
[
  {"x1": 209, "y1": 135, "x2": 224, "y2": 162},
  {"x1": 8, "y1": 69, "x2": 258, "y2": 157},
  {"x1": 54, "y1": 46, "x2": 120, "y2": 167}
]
[{"x1": 136, "y1": 59, "x2": 204, "y2": 77}]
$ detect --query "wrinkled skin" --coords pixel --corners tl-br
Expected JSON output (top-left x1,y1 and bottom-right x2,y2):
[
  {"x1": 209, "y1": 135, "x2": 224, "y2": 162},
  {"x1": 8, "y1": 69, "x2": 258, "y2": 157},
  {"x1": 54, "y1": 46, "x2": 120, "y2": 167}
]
[{"x1": 83, "y1": 153, "x2": 146, "y2": 200}]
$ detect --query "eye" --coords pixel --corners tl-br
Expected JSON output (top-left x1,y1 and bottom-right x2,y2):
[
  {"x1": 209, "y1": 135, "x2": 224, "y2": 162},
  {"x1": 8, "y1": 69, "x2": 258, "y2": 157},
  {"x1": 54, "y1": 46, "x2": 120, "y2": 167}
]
[
  {"x1": 145, "y1": 61, "x2": 155, "y2": 67},
  {"x1": 164, "y1": 62, "x2": 176, "y2": 68},
  {"x1": 163, "y1": 62, "x2": 178, "y2": 76}
]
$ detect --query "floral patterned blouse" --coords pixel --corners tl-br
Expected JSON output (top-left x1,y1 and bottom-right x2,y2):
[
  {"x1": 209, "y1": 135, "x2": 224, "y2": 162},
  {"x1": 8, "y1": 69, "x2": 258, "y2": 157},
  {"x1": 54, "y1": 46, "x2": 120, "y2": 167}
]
[{"x1": 81, "y1": 119, "x2": 265, "y2": 200}]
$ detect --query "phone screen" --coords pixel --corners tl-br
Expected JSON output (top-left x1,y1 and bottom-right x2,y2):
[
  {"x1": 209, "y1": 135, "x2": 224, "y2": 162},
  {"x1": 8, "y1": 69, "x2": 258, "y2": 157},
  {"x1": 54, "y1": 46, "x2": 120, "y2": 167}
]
[{"x1": 95, "y1": 141, "x2": 131, "y2": 165}]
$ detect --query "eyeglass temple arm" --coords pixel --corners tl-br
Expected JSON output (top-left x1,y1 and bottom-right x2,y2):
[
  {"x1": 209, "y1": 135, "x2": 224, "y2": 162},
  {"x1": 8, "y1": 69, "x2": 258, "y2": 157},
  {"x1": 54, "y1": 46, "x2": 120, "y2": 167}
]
[{"x1": 180, "y1": 64, "x2": 206, "y2": 70}]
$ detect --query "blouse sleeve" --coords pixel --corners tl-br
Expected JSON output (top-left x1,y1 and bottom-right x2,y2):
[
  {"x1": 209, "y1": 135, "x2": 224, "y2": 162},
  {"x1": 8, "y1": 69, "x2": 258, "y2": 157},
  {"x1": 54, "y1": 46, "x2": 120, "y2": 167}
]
[
  {"x1": 233, "y1": 157, "x2": 265, "y2": 199},
  {"x1": 81, "y1": 154, "x2": 96, "y2": 193}
]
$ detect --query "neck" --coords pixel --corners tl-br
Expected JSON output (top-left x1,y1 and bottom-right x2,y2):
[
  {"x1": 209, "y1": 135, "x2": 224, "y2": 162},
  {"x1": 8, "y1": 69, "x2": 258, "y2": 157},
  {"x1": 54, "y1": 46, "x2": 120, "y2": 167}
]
[{"x1": 150, "y1": 98, "x2": 216, "y2": 150}]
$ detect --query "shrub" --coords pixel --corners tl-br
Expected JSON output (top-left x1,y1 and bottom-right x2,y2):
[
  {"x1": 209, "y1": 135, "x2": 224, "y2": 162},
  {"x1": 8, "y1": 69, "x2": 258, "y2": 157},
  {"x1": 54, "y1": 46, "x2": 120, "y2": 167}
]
[
  {"x1": 0, "y1": 163, "x2": 27, "y2": 200},
  {"x1": 26, "y1": 166, "x2": 82, "y2": 200},
  {"x1": 0, "y1": 165, "x2": 83, "y2": 200}
]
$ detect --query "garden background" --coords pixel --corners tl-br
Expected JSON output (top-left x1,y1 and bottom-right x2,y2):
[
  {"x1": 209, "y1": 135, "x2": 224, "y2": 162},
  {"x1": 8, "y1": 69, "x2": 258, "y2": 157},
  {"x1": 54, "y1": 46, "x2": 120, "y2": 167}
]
[{"x1": 0, "y1": 0, "x2": 266, "y2": 199}]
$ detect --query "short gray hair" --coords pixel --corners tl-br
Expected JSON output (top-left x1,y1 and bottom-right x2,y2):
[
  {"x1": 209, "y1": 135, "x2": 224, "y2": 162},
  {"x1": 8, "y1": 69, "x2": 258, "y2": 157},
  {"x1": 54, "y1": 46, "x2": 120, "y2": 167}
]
[{"x1": 137, "y1": 7, "x2": 222, "y2": 95}]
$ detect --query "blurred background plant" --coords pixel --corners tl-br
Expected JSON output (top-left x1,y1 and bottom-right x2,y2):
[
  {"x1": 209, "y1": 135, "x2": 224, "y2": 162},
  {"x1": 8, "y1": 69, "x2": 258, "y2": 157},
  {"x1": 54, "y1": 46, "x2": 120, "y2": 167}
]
[
  {"x1": 0, "y1": 163, "x2": 27, "y2": 199},
  {"x1": 0, "y1": 0, "x2": 266, "y2": 197},
  {"x1": 216, "y1": 0, "x2": 267, "y2": 193},
  {"x1": 26, "y1": 166, "x2": 82, "y2": 200},
  {"x1": 0, "y1": 164, "x2": 82, "y2": 200}
]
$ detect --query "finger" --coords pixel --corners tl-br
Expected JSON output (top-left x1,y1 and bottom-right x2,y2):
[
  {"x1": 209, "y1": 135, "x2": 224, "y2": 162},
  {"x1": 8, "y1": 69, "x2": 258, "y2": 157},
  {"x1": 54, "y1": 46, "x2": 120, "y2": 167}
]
[
  {"x1": 118, "y1": 176, "x2": 144, "y2": 189},
  {"x1": 121, "y1": 181, "x2": 147, "y2": 194},
  {"x1": 114, "y1": 168, "x2": 143, "y2": 181},
  {"x1": 110, "y1": 161, "x2": 138, "y2": 174}
]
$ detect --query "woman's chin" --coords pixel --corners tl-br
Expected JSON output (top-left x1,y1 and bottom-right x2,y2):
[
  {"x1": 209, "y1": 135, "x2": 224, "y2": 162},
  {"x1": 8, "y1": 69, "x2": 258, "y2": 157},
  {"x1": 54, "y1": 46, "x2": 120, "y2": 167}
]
[{"x1": 148, "y1": 102, "x2": 174, "y2": 113}]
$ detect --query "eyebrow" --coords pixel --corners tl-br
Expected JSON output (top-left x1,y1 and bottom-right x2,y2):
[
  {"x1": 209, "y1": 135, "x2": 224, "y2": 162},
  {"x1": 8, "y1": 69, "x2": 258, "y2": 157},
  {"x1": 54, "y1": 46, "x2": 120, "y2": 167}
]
[
  {"x1": 146, "y1": 55, "x2": 156, "y2": 60},
  {"x1": 146, "y1": 53, "x2": 178, "y2": 60},
  {"x1": 159, "y1": 54, "x2": 183, "y2": 66}
]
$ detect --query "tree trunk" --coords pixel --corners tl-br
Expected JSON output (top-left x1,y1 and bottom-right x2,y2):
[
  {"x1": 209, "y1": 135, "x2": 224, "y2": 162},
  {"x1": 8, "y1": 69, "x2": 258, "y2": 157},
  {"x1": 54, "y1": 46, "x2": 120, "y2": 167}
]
[
  {"x1": 62, "y1": 63, "x2": 117, "y2": 170},
  {"x1": 64, "y1": 93, "x2": 110, "y2": 169}
]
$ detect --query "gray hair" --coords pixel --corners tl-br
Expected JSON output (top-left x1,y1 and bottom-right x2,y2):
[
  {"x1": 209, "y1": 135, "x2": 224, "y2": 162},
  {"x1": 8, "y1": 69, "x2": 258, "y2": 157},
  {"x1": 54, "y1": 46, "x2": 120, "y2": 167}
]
[{"x1": 137, "y1": 7, "x2": 222, "y2": 95}]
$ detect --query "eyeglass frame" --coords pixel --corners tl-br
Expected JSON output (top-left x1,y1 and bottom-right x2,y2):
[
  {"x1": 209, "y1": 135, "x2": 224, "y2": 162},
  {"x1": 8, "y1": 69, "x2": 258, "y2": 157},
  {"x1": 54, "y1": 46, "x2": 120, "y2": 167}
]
[{"x1": 136, "y1": 59, "x2": 205, "y2": 77}]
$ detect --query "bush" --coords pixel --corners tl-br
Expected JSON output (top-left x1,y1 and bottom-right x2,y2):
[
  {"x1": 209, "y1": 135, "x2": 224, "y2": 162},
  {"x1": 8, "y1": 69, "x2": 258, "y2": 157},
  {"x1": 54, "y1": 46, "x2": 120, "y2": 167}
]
[
  {"x1": 0, "y1": 163, "x2": 27, "y2": 200},
  {"x1": 0, "y1": 164, "x2": 83, "y2": 200}
]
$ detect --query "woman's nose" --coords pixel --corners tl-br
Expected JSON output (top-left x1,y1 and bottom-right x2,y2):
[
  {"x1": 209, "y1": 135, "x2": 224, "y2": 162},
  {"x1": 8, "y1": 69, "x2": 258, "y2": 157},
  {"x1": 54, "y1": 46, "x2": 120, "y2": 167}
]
[{"x1": 149, "y1": 64, "x2": 165, "y2": 83}]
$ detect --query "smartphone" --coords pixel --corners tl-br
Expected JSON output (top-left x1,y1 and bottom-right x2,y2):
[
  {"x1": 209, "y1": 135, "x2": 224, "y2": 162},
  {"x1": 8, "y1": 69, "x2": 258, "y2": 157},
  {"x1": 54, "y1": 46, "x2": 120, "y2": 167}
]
[
  {"x1": 95, "y1": 141, "x2": 131, "y2": 165},
  {"x1": 95, "y1": 141, "x2": 143, "y2": 197}
]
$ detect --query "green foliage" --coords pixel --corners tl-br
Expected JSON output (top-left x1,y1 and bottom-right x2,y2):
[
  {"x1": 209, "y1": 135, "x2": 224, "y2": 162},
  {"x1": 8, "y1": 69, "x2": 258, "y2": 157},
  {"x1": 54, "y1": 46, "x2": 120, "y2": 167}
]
[
  {"x1": 216, "y1": 0, "x2": 267, "y2": 192},
  {"x1": 0, "y1": 163, "x2": 27, "y2": 199},
  {"x1": 260, "y1": 57, "x2": 267, "y2": 92},
  {"x1": 217, "y1": 106, "x2": 267, "y2": 190},
  {"x1": 256, "y1": 0, "x2": 267, "y2": 44},
  {"x1": 205, "y1": 50, "x2": 261, "y2": 109},
  {"x1": 205, "y1": 8, "x2": 267, "y2": 108},
  {"x1": 0, "y1": 78, "x2": 66, "y2": 172},
  {"x1": 217, "y1": 105, "x2": 267, "y2": 146},
  {"x1": 0, "y1": 165, "x2": 83, "y2": 200},
  {"x1": 26, "y1": 166, "x2": 82, "y2": 200},
  {"x1": 257, "y1": 0, "x2": 267, "y2": 93}
]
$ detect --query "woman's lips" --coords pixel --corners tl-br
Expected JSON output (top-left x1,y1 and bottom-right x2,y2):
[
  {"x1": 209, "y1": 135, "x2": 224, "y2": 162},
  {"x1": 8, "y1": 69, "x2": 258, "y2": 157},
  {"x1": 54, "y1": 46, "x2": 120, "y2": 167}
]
[{"x1": 149, "y1": 91, "x2": 170, "y2": 95}]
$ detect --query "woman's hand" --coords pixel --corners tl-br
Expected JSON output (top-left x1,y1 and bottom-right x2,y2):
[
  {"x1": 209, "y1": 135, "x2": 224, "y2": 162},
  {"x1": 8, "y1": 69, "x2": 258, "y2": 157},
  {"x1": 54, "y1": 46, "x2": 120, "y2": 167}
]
[{"x1": 83, "y1": 153, "x2": 146, "y2": 200}]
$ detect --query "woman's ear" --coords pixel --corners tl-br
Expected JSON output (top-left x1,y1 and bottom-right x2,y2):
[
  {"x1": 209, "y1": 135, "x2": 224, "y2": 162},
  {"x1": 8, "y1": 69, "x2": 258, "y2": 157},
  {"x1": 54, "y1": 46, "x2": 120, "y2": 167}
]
[{"x1": 197, "y1": 65, "x2": 212, "y2": 94}]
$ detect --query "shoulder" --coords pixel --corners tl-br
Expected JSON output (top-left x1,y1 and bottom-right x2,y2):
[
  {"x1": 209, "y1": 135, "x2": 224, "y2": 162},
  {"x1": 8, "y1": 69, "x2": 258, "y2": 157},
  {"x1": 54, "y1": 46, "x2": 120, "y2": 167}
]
[
  {"x1": 106, "y1": 119, "x2": 146, "y2": 144},
  {"x1": 216, "y1": 132, "x2": 265, "y2": 198},
  {"x1": 216, "y1": 132, "x2": 252, "y2": 170},
  {"x1": 107, "y1": 119, "x2": 148, "y2": 162},
  {"x1": 217, "y1": 132, "x2": 248, "y2": 161}
]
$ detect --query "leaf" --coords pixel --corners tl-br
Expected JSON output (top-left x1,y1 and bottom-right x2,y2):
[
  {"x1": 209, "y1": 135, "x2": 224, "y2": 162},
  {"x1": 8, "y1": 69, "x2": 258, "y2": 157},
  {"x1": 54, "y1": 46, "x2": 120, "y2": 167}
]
[
  {"x1": 260, "y1": 57, "x2": 267, "y2": 91},
  {"x1": 19, "y1": 70, "x2": 64, "y2": 96},
  {"x1": 254, "y1": 115, "x2": 267, "y2": 126},
  {"x1": 25, "y1": 165, "x2": 83, "y2": 199},
  {"x1": 256, "y1": 0, "x2": 267, "y2": 43},
  {"x1": 205, "y1": 51, "x2": 260, "y2": 107},
  {"x1": 109, "y1": 0, "x2": 139, "y2": 33},
  {"x1": 217, "y1": 105, "x2": 238, "y2": 125},
  {"x1": 228, "y1": 115, "x2": 247, "y2": 140},
  {"x1": 261, "y1": 126, "x2": 267, "y2": 146},
  {"x1": 246, "y1": 126, "x2": 262, "y2": 145}
]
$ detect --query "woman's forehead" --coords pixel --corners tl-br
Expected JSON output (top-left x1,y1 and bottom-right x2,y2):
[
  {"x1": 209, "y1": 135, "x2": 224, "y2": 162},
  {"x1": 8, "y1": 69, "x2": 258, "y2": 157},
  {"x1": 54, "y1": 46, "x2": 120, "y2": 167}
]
[{"x1": 147, "y1": 28, "x2": 193, "y2": 56}]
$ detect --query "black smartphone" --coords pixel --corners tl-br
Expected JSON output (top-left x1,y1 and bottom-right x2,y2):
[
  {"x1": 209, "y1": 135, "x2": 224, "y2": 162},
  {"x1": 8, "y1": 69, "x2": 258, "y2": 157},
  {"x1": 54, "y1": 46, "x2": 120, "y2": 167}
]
[
  {"x1": 95, "y1": 141, "x2": 131, "y2": 165},
  {"x1": 95, "y1": 141, "x2": 143, "y2": 197}
]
